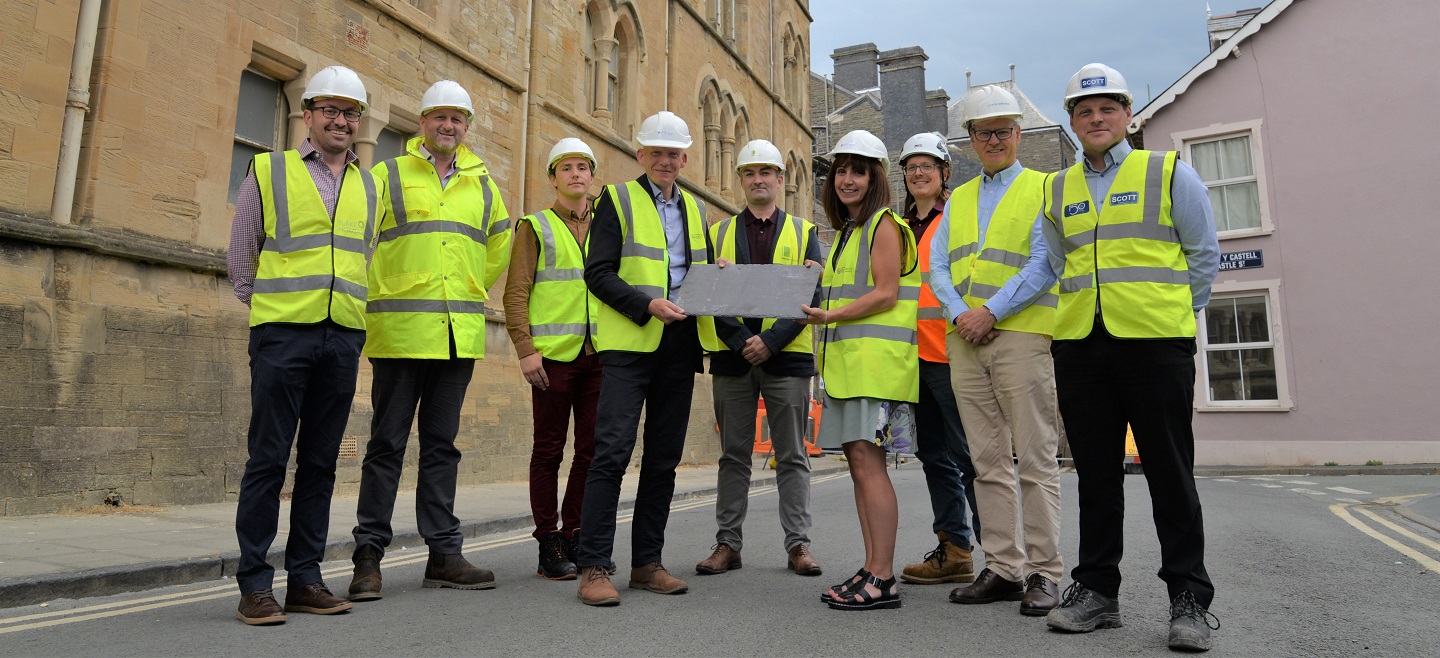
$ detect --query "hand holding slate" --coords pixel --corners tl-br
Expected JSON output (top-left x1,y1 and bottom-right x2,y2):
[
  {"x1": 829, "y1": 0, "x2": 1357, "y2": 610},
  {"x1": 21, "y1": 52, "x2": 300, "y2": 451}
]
[{"x1": 670, "y1": 263, "x2": 821, "y2": 319}]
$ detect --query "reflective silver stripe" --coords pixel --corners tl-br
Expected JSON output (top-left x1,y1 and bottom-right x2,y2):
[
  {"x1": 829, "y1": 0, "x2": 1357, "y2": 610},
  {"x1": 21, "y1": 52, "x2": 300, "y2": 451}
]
[
  {"x1": 489, "y1": 218, "x2": 512, "y2": 235},
  {"x1": 614, "y1": 183, "x2": 665, "y2": 261},
  {"x1": 949, "y1": 242, "x2": 979, "y2": 262},
  {"x1": 1143, "y1": 151, "x2": 1165, "y2": 225},
  {"x1": 264, "y1": 153, "x2": 374, "y2": 254},
  {"x1": 615, "y1": 183, "x2": 635, "y2": 240},
  {"x1": 952, "y1": 276, "x2": 970, "y2": 298},
  {"x1": 270, "y1": 151, "x2": 291, "y2": 241},
  {"x1": 1096, "y1": 266, "x2": 1189, "y2": 285},
  {"x1": 1062, "y1": 232, "x2": 1096, "y2": 254},
  {"x1": 378, "y1": 220, "x2": 488, "y2": 245},
  {"x1": 534, "y1": 268, "x2": 584, "y2": 282},
  {"x1": 852, "y1": 214, "x2": 873, "y2": 281},
  {"x1": 1099, "y1": 222, "x2": 1179, "y2": 244},
  {"x1": 530, "y1": 323, "x2": 588, "y2": 337},
  {"x1": 262, "y1": 233, "x2": 328, "y2": 253},
  {"x1": 252, "y1": 274, "x2": 333, "y2": 294},
  {"x1": 1048, "y1": 168, "x2": 1068, "y2": 235},
  {"x1": 687, "y1": 192, "x2": 707, "y2": 263},
  {"x1": 621, "y1": 243, "x2": 667, "y2": 259},
  {"x1": 449, "y1": 301, "x2": 487, "y2": 313},
  {"x1": 828, "y1": 283, "x2": 920, "y2": 301},
  {"x1": 694, "y1": 196, "x2": 707, "y2": 225},
  {"x1": 360, "y1": 169, "x2": 376, "y2": 249},
  {"x1": 531, "y1": 212, "x2": 557, "y2": 271},
  {"x1": 689, "y1": 247, "x2": 708, "y2": 264},
  {"x1": 968, "y1": 282, "x2": 1002, "y2": 299},
  {"x1": 827, "y1": 324, "x2": 917, "y2": 345},
  {"x1": 898, "y1": 286, "x2": 920, "y2": 301},
  {"x1": 384, "y1": 159, "x2": 407, "y2": 226},
  {"x1": 919, "y1": 270, "x2": 930, "y2": 285},
  {"x1": 977, "y1": 247, "x2": 1028, "y2": 269},
  {"x1": 478, "y1": 174, "x2": 494, "y2": 233},
  {"x1": 917, "y1": 307, "x2": 945, "y2": 320},
  {"x1": 333, "y1": 278, "x2": 368, "y2": 301},
  {"x1": 1032, "y1": 292, "x2": 1059, "y2": 308},
  {"x1": 333, "y1": 235, "x2": 367, "y2": 255},
  {"x1": 634, "y1": 284, "x2": 665, "y2": 299},
  {"x1": 366, "y1": 299, "x2": 488, "y2": 313},
  {"x1": 1059, "y1": 274, "x2": 1093, "y2": 293},
  {"x1": 715, "y1": 217, "x2": 733, "y2": 255}
]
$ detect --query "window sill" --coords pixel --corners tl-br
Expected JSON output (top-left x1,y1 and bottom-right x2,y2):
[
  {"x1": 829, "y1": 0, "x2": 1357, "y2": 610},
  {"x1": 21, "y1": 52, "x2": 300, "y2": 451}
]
[
  {"x1": 1196, "y1": 403, "x2": 1293, "y2": 413},
  {"x1": 1217, "y1": 227, "x2": 1274, "y2": 240}
]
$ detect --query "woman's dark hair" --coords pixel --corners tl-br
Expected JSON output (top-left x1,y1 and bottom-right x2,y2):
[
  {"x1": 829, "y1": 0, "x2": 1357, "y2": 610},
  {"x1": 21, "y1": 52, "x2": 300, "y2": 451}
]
[
  {"x1": 821, "y1": 153, "x2": 891, "y2": 230},
  {"x1": 900, "y1": 154, "x2": 952, "y2": 218}
]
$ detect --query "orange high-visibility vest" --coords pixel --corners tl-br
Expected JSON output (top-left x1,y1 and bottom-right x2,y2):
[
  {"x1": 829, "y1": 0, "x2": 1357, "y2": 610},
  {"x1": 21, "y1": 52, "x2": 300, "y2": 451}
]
[{"x1": 914, "y1": 216, "x2": 947, "y2": 363}]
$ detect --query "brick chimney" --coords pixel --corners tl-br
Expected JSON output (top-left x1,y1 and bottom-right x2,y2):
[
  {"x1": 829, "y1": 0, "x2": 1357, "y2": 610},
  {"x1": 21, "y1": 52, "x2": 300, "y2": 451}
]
[
  {"x1": 877, "y1": 46, "x2": 929, "y2": 152},
  {"x1": 926, "y1": 88, "x2": 950, "y2": 136},
  {"x1": 831, "y1": 43, "x2": 879, "y2": 92}
]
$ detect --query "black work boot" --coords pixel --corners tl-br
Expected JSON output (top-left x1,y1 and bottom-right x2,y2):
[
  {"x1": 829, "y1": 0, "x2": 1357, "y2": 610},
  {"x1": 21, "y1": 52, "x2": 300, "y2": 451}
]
[
  {"x1": 348, "y1": 544, "x2": 383, "y2": 601},
  {"x1": 537, "y1": 531, "x2": 578, "y2": 580},
  {"x1": 422, "y1": 551, "x2": 496, "y2": 590},
  {"x1": 1168, "y1": 591, "x2": 1219, "y2": 652},
  {"x1": 564, "y1": 531, "x2": 579, "y2": 565}
]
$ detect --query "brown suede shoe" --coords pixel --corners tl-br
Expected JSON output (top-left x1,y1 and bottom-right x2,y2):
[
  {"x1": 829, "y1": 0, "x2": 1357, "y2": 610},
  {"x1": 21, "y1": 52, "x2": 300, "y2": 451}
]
[
  {"x1": 1020, "y1": 573, "x2": 1059, "y2": 616},
  {"x1": 695, "y1": 543, "x2": 742, "y2": 575},
  {"x1": 348, "y1": 544, "x2": 383, "y2": 602},
  {"x1": 423, "y1": 552, "x2": 496, "y2": 590},
  {"x1": 284, "y1": 582, "x2": 353, "y2": 615},
  {"x1": 901, "y1": 532, "x2": 976, "y2": 584},
  {"x1": 948, "y1": 568, "x2": 1024, "y2": 604},
  {"x1": 787, "y1": 544, "x2": 823, "y2": 576},
  {"x1": 577, "y1": 566, "x2": 621, "y2": 606},
  {"x1": 629, "y1": 562, "x2": 689, "y2": 594},
  {"x1": 236, "y1": 589, "x2": 287, "y2": 625}
]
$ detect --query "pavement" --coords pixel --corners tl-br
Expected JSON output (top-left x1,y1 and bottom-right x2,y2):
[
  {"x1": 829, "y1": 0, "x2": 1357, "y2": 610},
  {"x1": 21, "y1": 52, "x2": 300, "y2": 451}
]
[{"x1": 0, "y1": 458, "x2": 1436, "y2": 609}]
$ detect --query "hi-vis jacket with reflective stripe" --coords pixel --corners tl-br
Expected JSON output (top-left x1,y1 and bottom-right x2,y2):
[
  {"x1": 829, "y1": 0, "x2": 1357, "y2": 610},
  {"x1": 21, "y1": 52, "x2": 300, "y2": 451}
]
[
  {"x1": 591, "y1": 180, "x2": 709, "y2": 353},
  {"x1": 698, "y1": 211, "x2": 815, "y2": 354},
  {"x1": 365, "y1": 137, "x2": 512, "y2": 358},
  {"x1": 948, "y1": 168, "x2": 1057, "y2": 336},
  {"x1": 820, "y1": 209, "x2": 920, "y2": 403},
  {"x1": 520, "y1": 209, "x2": 598, "y2": 362},
  {"x1": 1043, "y1": 150, "x2": 1192, "y2": 340},
  {"x1": 250, "y1": 149, "x2": 376, "y2": 330},
  {"x1": 912, "y1": 210, "x2": 948, "y2": 362}
]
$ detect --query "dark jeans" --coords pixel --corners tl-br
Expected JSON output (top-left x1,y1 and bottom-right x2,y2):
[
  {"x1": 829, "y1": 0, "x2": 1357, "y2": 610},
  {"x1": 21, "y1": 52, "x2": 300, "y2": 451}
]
[
  {"x1": 352, "y1": 356, "x2": 475, "y2": 556},
  {"x1": 1052, "y1": 322, "x2": 1215, "y2": 607},
  {"x1": 577, "y1": 320, "x2": 698, "y2": 570},
  {"x1": 914, "y1": 359, "x2": 980, "y2": 549},
  {"x1": 235, "y1": 321, "x2": 363, "y2": 594},
  {"x1": 529, "y1": 353, "x2": 602, "y2": 539}
]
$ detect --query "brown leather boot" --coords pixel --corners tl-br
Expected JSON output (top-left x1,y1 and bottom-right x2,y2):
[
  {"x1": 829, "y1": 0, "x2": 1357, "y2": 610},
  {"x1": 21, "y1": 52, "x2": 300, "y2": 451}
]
[
  {"x1": 900, "y1": 532, "x2": 976, "y2": 584},
  {"x1": 348, "y1": 544, "x2": 383, "y2": 601},
  {"x1": 236, "y1": 589, "x2": 287, "y2": 625},
  {"x1": 787, "y1": 544, "x2": 823, "y2": 576},
  {"x1": 422, "y1": 552, "x2": 496, "y2": 590},
  {"x1": 695, "y1": 543, "x2": 742, "y2": 574},
  {"x1": 629, "y1": 562, "x2": 689, "y2": 594},
  {"x1": 577, "y1": 566, "x2": 621, "y2": 606},
  {"x1": 284, "y1": 582, "x2": 353, "y2": 615}
]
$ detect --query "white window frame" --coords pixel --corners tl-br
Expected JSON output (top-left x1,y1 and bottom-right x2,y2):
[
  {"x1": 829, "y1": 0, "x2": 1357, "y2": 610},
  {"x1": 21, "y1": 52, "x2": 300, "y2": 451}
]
[
  {"x1": 1195, "y1": 278, "x2": 1293, "y2": 411},
  {"x1": 1171, "y1": 119, "x2": 1273, "y2": 239}
]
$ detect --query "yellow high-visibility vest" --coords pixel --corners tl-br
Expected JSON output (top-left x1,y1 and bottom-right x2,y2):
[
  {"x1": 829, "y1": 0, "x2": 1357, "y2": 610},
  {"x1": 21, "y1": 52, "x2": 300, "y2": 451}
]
[
  {"x1": 947, "y1": 168, "x2": 1056, "y2": 336},
  {"x1": 819, "y1": 209, "x2": 920, "y2": 402},
  {"x1": 250, "y1": 149, "x2": 375, "y2": 330},
  {"x1": 520, "y1": 209, "x2": 599, "y2": 362},
  {"x1": 364, "y1": 137, "x2": 512, "y2": 358},
  {"x1": 591, "y1": 180, "x2": 709, "y2": 353},
  {"x1": 1042, "y1": 150, "x2": 1192, "y2": 340},
  {"x1": 697, "y1": 211, "x2": 815, "y2": 354}
]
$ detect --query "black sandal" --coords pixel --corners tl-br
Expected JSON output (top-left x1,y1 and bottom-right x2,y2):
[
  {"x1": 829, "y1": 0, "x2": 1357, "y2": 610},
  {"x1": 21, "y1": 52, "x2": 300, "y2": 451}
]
[
  {"x1": 826, "y1": 573, "x2": 901, "y2": 611},
  {"x1": 820, "y1": 568, "x2": 869, "y2": 602}
]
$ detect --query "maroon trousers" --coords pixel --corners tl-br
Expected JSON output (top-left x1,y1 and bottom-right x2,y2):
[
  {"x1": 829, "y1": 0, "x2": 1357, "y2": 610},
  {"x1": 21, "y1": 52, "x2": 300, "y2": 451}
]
[{"x1": 529, "y1": 353, "x2": 602, "y2": 539}]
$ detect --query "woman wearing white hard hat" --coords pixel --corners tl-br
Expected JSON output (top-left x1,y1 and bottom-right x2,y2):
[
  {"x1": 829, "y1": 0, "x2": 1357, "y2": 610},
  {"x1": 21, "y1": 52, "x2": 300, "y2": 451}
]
[
  {"x1": 801, "y1": 129, "x2": 920, "y2": 611},
  {"x1": 504, "y1": 137, "x2": 601, "y2": 581}
]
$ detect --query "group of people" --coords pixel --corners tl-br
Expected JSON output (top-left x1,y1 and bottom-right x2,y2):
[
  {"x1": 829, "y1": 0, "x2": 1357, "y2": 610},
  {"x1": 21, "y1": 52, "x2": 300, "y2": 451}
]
[{"x1": 226, "y1": 60, "x2": 1221, "y2": 653}]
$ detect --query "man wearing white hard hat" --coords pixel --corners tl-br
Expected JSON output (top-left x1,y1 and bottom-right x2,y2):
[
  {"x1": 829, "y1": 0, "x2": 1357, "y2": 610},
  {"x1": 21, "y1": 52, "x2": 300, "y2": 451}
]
[
  {"x1": 575, "y1": 110, "x2": 713, "y2": 606},
  {"x1": 929, "y1": 85, "x2": 1064, "y2": 616},
  {"x1": 347, "y1": 79, "x2": 512, "y2": 601},
  {"x1": 894, "y1": 131, "x2": 984, "y2": 591},
  {"x1": 1039, "y1": 64, "x2": 1219, "y2": 652},
  {"x1": 502, "y1": 138, "x2": 602, "y2": 580},
  {"x1": 694, "y1": 139, "x2": 824, "y2": 579},
  {"x1": 229, "y1": 64, "x2": 375, "y2": 625}
]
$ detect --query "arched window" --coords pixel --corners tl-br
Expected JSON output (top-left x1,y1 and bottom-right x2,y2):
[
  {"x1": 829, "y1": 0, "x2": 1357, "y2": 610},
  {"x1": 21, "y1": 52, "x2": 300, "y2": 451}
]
[
  {"x1": 792, "y1": 37, "x2": 806, "y2": 112},
  {"x1": 583, "y1": 7, "x2": 597, "y2": 114},
  {"x1": 612, "y1": 14, "x2": 638, "y2": 135},
  {"x1": 701, "y1": 85, "x2": 720, "y2": 187},
  {"x1": 719, "y1": 100, "x2": 735, "y2": 192}
]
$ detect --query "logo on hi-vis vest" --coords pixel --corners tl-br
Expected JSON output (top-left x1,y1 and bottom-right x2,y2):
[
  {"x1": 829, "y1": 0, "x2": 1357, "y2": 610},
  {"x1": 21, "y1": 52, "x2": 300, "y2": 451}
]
[
  {"x1": 1064, "y1": 201, "x2": 1090, "y2": 217},
  {"x1": 1080, "y1": 76, "x2": 1107, "y2": 89},
  {"x1": 1109, "y1": 192, "x2": 1139, "y2": 206}
]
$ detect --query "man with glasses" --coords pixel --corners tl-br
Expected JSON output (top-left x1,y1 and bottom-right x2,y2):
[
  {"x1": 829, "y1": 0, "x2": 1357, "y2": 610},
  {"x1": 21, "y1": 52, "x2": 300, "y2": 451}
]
[
  {"x1": 1040, "y1": 64, "x2": 1220, "y2": 652},
  {"x1": 347, "y1": 80, "x2": 512, "y2": 601},
  {"x1": 229, "y1": 65, "x2": 376, "y2": 625},
  {"x1": 930, "y1": 85, "x2": 1065, "y2": 616}
]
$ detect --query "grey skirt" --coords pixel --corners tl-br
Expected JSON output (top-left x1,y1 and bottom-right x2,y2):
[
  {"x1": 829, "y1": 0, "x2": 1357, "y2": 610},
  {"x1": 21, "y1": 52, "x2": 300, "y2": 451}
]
[{"x1": 817, "y1": 392, "x2": 913, "y2": 451}]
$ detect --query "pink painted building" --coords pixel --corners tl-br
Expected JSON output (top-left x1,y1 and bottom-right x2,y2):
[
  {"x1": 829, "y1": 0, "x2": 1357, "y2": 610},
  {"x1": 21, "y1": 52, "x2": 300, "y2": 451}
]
[{"x1": 1131, "y1": 0, "x2": 1440, "y2": 465}]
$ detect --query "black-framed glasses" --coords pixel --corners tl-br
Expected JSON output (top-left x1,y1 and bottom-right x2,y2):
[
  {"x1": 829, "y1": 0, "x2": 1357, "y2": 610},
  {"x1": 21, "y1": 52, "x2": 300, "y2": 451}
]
[
  {"x1": 313, "y1": 105, "x2": 363, "y2": 122},
  {"x1": 970, "y1": 126, "x2": 1016, "y2": 142},
  {"x1": 903, "y1": 162, "x2": 940, "y2": 175}
]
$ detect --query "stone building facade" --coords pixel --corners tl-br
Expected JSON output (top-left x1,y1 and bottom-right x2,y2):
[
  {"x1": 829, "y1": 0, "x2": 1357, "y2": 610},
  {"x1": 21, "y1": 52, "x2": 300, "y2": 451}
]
[{"x1": 0, "y1": 0, "x2": 812, "y2": 515}]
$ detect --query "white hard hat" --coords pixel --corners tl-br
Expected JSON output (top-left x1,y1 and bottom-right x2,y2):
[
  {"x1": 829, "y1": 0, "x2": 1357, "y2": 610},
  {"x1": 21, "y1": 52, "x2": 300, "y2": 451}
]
[
  {"x1": 547, "y1": 137, "x2": 597, "y2": 173},
  {"x1": 900, "y1": 132, "x2": 950, "y2": 165},
  {"x1": 735, "y1": 139, "x2": 784, "y2": 173},
  {"x1": 1063, "y1": 63, "x2": 1133, "y2": 111},
  {"x1": 826, "y1": 130, "x2": 889, "y2": 174},
  {"x1": 420, "y1": 80, "x2": 474, "y2": 119},
  {"x1": 962, "y1": 85, "x2": 1023, "y2": 131},
  {"x1": 635, "y1": 111, "x2": 694, "y2": 149},
  {"x1": 303, "y1": 66, "x2": 368, "y2": 112}
]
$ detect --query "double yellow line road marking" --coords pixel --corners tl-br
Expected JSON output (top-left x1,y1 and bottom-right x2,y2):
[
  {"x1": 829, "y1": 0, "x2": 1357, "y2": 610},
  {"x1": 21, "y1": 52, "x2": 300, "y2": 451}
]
[
  {"x1": 1330, "y1": 495, "x2": 1440, "y2": 574},
  {"x1": 0, "y1": 471, "x2": 850, "y2": 635}
]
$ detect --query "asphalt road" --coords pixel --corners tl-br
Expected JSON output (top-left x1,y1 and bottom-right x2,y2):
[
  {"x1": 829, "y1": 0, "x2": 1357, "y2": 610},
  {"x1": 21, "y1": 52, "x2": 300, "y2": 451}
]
[{"x1": 1, "y1": 469, "x2": 1437, "y2": 657}]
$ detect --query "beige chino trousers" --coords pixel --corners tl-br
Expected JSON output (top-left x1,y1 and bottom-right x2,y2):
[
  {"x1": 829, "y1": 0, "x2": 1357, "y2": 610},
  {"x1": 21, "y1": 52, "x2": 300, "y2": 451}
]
[{"x1": 946, "y1": 329, "x2": 1064, "y2": 583}]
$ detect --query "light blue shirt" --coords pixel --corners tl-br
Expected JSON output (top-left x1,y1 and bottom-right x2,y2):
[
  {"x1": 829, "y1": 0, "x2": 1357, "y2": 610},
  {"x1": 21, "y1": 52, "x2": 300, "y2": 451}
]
[
  {"x1": 417, "y1": 144, "x2": 457, "y2": 189},
  {"x1": 648, "y1": 181, "x2": 689, "y2": 292},
  {"x1": 929, "y1": 160, "x2": 1058, "y2": 323},
  {"x1": 1039, "y1": 140, "x2": 1221, "y2": 310}
]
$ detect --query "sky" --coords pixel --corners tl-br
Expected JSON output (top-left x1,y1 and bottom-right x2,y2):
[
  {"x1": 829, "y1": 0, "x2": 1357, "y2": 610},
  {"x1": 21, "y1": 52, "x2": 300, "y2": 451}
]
[{"x1": 810, "y1": 0, "x2": 1265, "y2": 135}]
